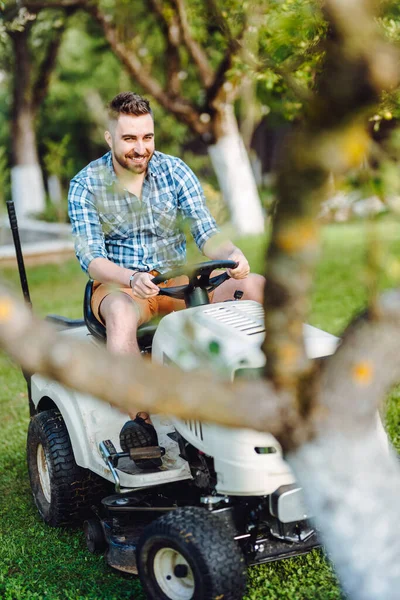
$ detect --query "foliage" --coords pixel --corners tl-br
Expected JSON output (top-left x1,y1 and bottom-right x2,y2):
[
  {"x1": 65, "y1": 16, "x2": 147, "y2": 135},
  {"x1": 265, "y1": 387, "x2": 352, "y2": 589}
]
[
  {"x1": 1, "y1": 0, "x2": 400, "y2": 202},
  {"x1": 35, "y1": 11, "x2": 192, "y2": 176},
  {"x1": 43, "y1": 134, "x2": 74, "y2": 181},
  {"x1": 247, "y1": 0, "x2": 327, "y2": 122},
  {"x1": 0, "y1": 6, "x2": 36, "y2": 41},
  {"x1": 37, "y1": 12, "x2": 122, "y2": 173},
  {"x1": 88, "y1": 0, "x2": 327, "y2": 126},
  {"x1": 34, "y1": 198, "x2": 69, "y2": 223},
  {"x1": 1, "y1": 0, "x2": 326, "y2": 171},
  {"x1": 42, "y1": 133, "x2": 74, "y2": 221}
]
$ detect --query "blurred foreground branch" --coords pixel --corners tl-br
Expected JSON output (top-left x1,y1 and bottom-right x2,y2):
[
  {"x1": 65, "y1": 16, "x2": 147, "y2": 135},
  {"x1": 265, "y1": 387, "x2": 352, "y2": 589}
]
[
  {"x1": 288, "y1": 290, "x2": 400, "y2": 599},
  {"x1": 263, "y1": 0, "x2": 399, "y2": 396},
  {"x1": 0, "y1": 286, "x2": 294, "y2": 436},
  {"x1": 1, "y1": 284, "x2": 400, "y2": 448}
]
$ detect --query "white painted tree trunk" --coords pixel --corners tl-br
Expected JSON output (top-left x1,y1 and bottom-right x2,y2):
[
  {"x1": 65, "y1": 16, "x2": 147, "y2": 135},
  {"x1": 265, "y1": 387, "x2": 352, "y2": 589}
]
[
  {"x1": 11, "y1": 105, "x2": 46, "y2": 219},
  {"x1": 48, "y1": 174, "x2": 63, "y2": 205},
  {"x1": 208, "y1": 107, "x2": 265, "y2": 236},
  {"x1": 11, "y1": 164, "x2": 46, "y2": 219}
]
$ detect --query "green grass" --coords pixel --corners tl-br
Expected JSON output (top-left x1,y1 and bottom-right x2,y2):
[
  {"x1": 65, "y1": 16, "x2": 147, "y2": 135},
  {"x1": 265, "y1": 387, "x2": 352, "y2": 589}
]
[{"x1": 1, "y1": 218, "x2": 400, "y2": 599}]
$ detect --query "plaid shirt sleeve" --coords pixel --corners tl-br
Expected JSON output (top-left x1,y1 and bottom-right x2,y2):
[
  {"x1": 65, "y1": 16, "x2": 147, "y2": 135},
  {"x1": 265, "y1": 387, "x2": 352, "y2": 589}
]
[
  {"x1": 173, "y1": 159, "x2": 219, "y2": 250},
  {"x1": 68, "y1": 178, "x2": 108, "y2": 273}
]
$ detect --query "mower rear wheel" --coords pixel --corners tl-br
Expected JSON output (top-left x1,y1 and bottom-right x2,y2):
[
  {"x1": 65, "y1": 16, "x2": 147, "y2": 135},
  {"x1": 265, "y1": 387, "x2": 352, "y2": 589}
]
[
  {"x1": 136, "y1": 506, "x2": 247, "y2": 600},
  {"x1": 27, "y1": 408, "x2": 109, "y2": 527}
]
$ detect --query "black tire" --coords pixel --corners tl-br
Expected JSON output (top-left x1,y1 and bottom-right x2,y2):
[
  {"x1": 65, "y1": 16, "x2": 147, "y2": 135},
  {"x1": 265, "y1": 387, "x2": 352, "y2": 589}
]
[
  {"x1": 27, "y1": 408, "x2": 110, "y2": 527},
  {"x1": 136, "y1": 506, "x2": 247, "y2": 600},
  {"x1": 83, "y1": 518, "x2": 107, "y2": 554}
]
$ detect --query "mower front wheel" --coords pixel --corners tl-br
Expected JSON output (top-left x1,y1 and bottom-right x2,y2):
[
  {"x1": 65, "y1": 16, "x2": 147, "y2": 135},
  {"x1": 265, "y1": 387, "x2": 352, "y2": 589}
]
[
  {"x1": 83, "y1": 518, "x2": 107, "y2": 554},
  {"x1": 27, "y1": 408, "x2": 108, "y2": 527},
  {"x1": 136, "y1": 506, "x2": 247, "y2": 600}
]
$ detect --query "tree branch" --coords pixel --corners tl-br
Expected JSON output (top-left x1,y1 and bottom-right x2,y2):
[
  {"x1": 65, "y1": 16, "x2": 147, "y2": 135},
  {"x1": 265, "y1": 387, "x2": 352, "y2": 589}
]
[
  {"x1": 88, "y1": 2, "x2": 207, "y2": 135},
  {"x1": 205, "y1": 52, "x2": 235, "y2": 110},
  {"x1": 147, "y1": 0, "x2": 180, "y2": 49},
  {"x1": 288, "y1": 289, "x2": 400, "y2": 600},
  {"x1": 317, "y1": 289, "x2": 400, "y2": 431},
  {"x1": 22, "y1": 0, "x2": 87, "y2": 10},
  {"x1": 204, "y1": 12, "x2": 247, "y2": 109},
  {"x1": 20, "y1": 0, "x2": 209, "y2": 133},
  {"x1": 169, "y1": 0, "x2": 214, "y2": 88},
  {"x1": 1, "y1": 284, "x2": 400, "y2": 457},
  {"x1": 204, "y1": 0, "x2": 242, "y2": 54},
  {"x1": 147, "y1": 0, "x2": 182, "y2": 97},
  {"x1": 32, "y1": 16, "x2": 69, "y2": 110},
  {"x1": 0, "y1": 284, "x2": 306, "y2": 440}
]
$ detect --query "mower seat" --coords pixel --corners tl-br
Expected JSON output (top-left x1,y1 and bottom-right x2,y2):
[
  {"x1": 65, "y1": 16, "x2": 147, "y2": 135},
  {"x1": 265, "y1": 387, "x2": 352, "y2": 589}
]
[{"x1": 83, "y1": 280, "x2": 158, "y2": 350}]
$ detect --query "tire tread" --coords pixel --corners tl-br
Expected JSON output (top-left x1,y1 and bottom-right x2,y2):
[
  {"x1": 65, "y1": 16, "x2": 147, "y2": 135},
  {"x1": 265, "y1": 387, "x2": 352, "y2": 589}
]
[
  {"x1": 27, "y1": 409, "x2": 109, "y2": 527},
  {"x1": 137, "y1": 506, "x2": 247, "y2": 600}
]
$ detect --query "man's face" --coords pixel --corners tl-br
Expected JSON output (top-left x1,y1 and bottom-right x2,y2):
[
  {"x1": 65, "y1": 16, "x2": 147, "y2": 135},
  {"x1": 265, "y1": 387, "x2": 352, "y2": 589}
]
[{"x1": 106, "y1": 113, "x2": 155, "y2": 175}]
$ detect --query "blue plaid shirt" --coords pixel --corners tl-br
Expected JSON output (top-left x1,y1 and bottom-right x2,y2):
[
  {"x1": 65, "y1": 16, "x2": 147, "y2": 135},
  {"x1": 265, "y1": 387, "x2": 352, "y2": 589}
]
[{"x1": 68, "y1": 151, "x2": 219, "y2": 274}]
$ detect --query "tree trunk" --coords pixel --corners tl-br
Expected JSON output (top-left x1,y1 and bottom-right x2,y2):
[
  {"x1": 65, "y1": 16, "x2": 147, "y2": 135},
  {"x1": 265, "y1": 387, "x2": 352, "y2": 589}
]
[
  {"x1": 208, "y1": 104, "x2": 265, "y2": 235},
  {"x1": 10, "y1": 28, "x2": 45, "y2": 219}
]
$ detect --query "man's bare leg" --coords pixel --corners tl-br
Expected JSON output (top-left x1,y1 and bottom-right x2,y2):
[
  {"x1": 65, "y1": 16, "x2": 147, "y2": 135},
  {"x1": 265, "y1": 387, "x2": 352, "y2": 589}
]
[
  {"x1": 99, "y1": 292, "x2": 141, "y2": 355},
  {"x1": 99, "y1": 292, "x2": 152, "y2": 424},
  {"x1": 212, "y1": 272, "x2": 265, "y2": 304}
]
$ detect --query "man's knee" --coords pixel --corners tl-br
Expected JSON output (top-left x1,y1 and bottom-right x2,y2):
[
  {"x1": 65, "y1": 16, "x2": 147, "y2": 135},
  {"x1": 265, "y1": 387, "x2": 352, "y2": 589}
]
[
  {"x1": 242, "y1": 273, "x2": 265, "y2": 302},
  {"x1": 99, "y1": 293, "x2": 142, "y2": 355},
  {"x1": 212, "y1": 272, "x2": 265, "y2": 304},
  {"x1": 100, "y1": 293, "x2": 140, "y2": 329}
]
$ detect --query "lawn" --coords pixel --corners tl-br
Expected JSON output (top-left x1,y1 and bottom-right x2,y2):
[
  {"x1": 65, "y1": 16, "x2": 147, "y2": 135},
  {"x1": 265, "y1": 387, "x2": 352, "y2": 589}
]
[{"x1": 1, "y1": 218, "x2": 400, "y2": 599}]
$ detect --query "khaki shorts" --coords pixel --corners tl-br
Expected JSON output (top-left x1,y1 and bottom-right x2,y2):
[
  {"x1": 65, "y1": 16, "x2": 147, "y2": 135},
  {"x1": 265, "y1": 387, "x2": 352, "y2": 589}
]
[{"x1": 91, "y1": 271, "x2": 214, "y2": 326}]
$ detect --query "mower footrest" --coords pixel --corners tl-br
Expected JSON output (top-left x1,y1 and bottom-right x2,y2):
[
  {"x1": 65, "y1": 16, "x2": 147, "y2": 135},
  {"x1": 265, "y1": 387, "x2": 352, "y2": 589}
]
[{"x1": 129, "y1": 446, "x2": 165, "y2": 461}]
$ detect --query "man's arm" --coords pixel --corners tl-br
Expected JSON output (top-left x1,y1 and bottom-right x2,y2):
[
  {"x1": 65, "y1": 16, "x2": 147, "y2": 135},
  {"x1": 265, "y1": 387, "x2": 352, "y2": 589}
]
[
  {"x1": 172, "y1": 160, "x2": 250, "y2": 279},
  {"x1": 203, "y1": 233, "x2": 250, "y2": 280},
  {"x1": 68, "y1": 180, "x2": 109, "y2": 274},
  {"x1": 68, "y1": 179, "x2": 158, "y2": 297},
  {"x1": 88, "y1": 258, "x2": 159, "y2": 298},
  {"x1": 88, "y1": 257, "x2": 133, "y2": 287}
]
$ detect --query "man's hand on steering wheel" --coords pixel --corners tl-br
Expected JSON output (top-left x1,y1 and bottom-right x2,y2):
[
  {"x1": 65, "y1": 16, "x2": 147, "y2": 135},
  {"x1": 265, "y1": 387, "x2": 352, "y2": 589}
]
[
  {"x1": 226, "y1": 250, "x2": 250, "y2": 279},
  {"x1": 130, "y1": 272, "x2": 159, "y2": 299},
  {"x1": 150, "y1": 260, "x2": 239, "y2": 300}
]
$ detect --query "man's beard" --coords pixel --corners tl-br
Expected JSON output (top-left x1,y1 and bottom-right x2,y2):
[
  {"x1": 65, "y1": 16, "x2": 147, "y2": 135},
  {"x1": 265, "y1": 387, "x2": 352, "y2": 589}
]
[{"x1": 114, "y1": 149, "x2": 153, "y2": 174}]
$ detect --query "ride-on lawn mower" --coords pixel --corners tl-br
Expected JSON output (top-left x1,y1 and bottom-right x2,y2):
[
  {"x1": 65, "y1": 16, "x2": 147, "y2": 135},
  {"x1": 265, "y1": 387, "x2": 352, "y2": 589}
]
[{"x1": 8, "y1": 202, "x2": 340, "y2": 600}]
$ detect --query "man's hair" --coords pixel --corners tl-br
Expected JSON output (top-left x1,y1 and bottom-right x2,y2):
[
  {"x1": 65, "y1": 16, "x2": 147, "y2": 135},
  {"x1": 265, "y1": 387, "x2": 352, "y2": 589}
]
[{"x1": 107, "y1": 92, "x2": 153, "y2": 121}]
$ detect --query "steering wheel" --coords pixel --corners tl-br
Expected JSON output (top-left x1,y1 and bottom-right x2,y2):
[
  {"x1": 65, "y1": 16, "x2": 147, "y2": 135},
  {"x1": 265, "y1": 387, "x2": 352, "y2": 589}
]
[{"x1": 151, "y1": 260, "x2": 238, "y2": 300}]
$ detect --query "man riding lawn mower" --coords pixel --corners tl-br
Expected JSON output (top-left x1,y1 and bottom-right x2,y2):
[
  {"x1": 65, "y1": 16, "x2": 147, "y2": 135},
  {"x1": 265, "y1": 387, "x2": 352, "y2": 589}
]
[
  {"x1": 19, "y1": 92, "x2": 355, "y2": 599},
  {"x1": 68, "y1": 91, "x2": 264, "y2": 457}
]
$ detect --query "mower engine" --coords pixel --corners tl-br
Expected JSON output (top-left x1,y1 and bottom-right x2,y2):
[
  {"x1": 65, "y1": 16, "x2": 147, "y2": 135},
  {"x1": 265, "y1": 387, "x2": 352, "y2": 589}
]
[{"x1": 151, "y1": 299, "x2": 339, "y2": 502}]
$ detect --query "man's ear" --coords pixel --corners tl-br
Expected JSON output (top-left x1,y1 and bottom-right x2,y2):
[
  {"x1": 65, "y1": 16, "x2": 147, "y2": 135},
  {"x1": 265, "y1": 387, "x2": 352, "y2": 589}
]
[{"x1": 105, "y1": 131, "x2": 112, "y2": 149}]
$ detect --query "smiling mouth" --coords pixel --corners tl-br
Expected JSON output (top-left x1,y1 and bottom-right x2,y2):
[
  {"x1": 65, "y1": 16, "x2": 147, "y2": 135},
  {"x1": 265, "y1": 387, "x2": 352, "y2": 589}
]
[{"x1": 128, "y1": 155, "x2": 147, "y2": 162}]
